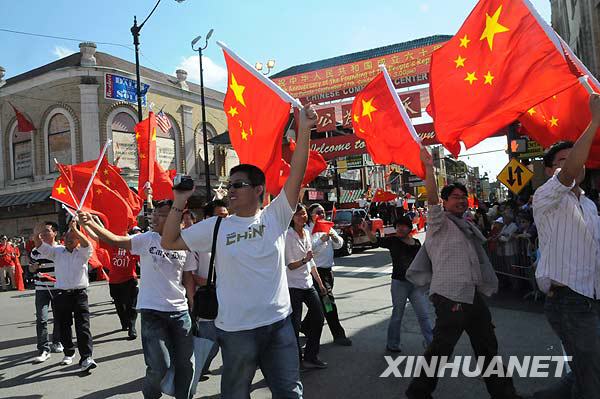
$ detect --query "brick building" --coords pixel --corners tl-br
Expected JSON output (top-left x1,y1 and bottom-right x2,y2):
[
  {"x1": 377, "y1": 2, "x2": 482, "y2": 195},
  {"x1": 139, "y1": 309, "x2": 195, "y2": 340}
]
[{"x1": 0, "y1": 42, "x2": 232, "y2": 237}]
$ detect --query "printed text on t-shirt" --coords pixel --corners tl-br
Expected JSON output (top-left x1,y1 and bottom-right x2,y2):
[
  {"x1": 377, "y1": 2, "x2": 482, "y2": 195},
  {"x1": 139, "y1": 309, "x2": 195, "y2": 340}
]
[{"x1": 226, "y1": 224, "x2": 266, "y2": 246}]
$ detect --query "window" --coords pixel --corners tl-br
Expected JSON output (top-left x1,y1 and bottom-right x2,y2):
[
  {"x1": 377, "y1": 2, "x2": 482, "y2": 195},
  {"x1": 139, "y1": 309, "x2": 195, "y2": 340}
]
[
  {"x1": 48, "y1": 113, "x2": 72, "y2": 171},
  {"x1": 156, "y1": 116, "x2": 178, "y2": 171},
  {"x1": 111, "y1": 112, "x2": 138, "y2": 170},
  {"x1": 11, "y1": 126, "x2": 33, "y2": 179}
]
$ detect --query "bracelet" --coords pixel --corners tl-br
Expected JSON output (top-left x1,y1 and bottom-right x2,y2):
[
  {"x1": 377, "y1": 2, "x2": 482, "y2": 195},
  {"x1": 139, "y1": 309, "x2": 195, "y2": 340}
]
[{"x1": 171, "y1": 206, "x2": 185, "y2": 213}]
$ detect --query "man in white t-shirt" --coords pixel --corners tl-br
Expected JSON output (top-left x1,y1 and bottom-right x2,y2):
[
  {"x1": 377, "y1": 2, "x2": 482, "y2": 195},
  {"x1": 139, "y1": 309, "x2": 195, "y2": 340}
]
[
  {"x1": 161, "y1": 104, "x2": 317, "y2": 399},
  {"x1": 78, "y1": 201, "x2": 194, "y2": 399}
]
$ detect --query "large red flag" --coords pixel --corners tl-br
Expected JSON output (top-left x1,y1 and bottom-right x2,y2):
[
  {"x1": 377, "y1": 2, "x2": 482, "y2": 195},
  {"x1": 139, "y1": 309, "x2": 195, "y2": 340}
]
[
  {"x1": 221, "y1": 43, "x2": 296, "y2": 196},
  {"x1": 136, "y1": 112, "x2": 157, "y2": 196},
  {"x1": 351, "y1": 68, "x2": 426, "y2": 179},
  {"x1": 151, "y1": 161, "x2": 177, "y2": 201},
  {"x1": 428, "y1": 0, "x2": 580, "y2": 154},
  {"x1": 9, "y1": 103, "x2": 35, "y2": 132},
  {"x1": 372, "y1": 188, "x2": 397, "y2": 203},
  {"x1": 282, "y1": 139, "x2": 327, "y2": 186}
]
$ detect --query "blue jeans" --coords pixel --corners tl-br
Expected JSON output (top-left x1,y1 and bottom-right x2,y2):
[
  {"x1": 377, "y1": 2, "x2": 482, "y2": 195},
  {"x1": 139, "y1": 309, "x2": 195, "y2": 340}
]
[
  {"x1": 216, "y1": 315, "x2": 303, "y2": 399},
  {"x1": 544, "y1": 287, "x2": 600, "y2": 399},
  {"x1": 140, "y1": 309, "x2": 194, "y2": 399},
  {"x1": 196, "y1": 320, "x2": 220, "y2": 373},
  {"x1": 388, "y1": 279, "x2": 433, "y2": 350},
  {"x1": 35, "y1": 289, "x2": 61, "y2": 354}
]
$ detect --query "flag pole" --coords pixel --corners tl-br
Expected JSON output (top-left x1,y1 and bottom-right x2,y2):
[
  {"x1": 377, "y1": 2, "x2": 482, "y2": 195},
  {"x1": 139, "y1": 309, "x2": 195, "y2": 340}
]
[
  {"x1": 379, "y1": 65, "x2": 422, "y2": 145},
  {"x1": 78, "y1": 140, "x2": 112, "y2": 211},
  {"x1": 581, "y1": 76, "x2": 595, "y2": 95},
  {"x1": 216, "y1": 41, "x2": 303, "y2": 108}
]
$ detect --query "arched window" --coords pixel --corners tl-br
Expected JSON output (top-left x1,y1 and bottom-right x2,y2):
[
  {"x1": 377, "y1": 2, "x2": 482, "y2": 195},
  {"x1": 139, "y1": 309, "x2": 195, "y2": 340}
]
[
  {"x1": 111, "y1": 112, "x2": 138, "y2": 170},
  {"x1": 48, "y1": 113, "x2": 72, "y2": 171},
  {"x1": 156, "y1": 115, "x2": 178, "y2": 171},
  {"x1": 195, "y1": 123, "x2": 217, "y2": 175},
  {"x1": 11, "y1": 125, "x2": 33, "y2": 179}
]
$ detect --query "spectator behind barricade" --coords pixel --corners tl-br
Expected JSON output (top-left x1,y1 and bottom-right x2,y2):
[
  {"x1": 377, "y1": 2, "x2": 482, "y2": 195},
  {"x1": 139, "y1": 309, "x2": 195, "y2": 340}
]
[
  {"x1": 474, "y1": 208, "x2": 491, "y2": 237},
  {"x1": 497, "y1": 210, "x2": 519, "y2": 270},
  {"x1": 516, "y1": 211, "x2": 537, "y2": 261}
]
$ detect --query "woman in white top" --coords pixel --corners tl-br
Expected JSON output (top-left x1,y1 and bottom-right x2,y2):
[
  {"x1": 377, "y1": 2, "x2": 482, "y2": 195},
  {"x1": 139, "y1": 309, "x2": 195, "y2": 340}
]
[
  {"x1": 285, "y1": 204, "x2": 328, "y2": 369},
  {"x1": 306, "y1": 204, "x2": 352, "y2": 346}
]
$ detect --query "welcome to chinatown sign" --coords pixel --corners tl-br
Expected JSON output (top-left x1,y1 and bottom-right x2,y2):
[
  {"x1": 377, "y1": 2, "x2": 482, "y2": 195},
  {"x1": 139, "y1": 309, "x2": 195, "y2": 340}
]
[{"x1": 272, "y1": 41, "x2": 448, "y2": 104}]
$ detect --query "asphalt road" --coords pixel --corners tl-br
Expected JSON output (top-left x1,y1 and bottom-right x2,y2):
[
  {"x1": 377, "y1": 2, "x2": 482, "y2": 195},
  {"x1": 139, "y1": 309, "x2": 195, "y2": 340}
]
[{"x1": 0, "y1": 235, "x2": 565, "y2": 398}]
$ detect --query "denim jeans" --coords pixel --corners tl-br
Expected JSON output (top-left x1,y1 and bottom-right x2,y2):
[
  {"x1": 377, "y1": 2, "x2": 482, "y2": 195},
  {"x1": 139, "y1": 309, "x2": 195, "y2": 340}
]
[
  {"x1": 544, "y1": 287, "x2": 600, "y2": 399},
  {"x1": 35, "y1": 288, "x2": 61, "y2": 354},
  {"x1": 196, "y1": 320, "x2": 220, "y2": 373},
  {"x1": 140, "y1": 309, "x2": 194, "y2": 399},
  {"x1": 388, "y1": 279, "x2": 433, "y2": 350},
  {"x1": 216, "y1": 315, "x2": 303, "y2": 399}
]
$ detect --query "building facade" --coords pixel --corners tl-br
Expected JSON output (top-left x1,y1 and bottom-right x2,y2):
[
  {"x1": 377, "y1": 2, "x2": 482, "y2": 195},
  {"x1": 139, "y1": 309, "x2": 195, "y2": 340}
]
[
  {"x1": 0, "y1": 42, "x2": 232, "y2": 237},
  {"x1": 551, "y1": 0, "x2": 600, "y2": 78}
]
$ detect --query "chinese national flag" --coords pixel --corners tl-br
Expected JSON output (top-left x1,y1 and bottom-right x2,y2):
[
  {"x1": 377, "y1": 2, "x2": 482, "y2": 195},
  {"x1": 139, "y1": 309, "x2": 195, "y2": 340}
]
[
  {"x1": 312, "y1": 217, "x2": 335, "y2": 234},
  {"x1": 372, "y1": 188, "x2": 397, "y2": 203},
  {"x1": 351, "y1": 69, "x2": 426, "y2": 179},
  {"x1": 136, "y1": 112, "x2": 157, "y2": 195},
  {"x1": 519, "y1": 46, "x2": 600, "y2": 167},
  {"x1": 222, "y1": 48, "x2": 293, "y2": 196},
  {"x1": 428, "y1": 0, "x2": 580, "y2": 154},
  {"x1": 151, "y1": 161, "x2": 177, "y2": 201},
  {"x1": 10, "y1": 103, "x2": 35, "y2": 132}
]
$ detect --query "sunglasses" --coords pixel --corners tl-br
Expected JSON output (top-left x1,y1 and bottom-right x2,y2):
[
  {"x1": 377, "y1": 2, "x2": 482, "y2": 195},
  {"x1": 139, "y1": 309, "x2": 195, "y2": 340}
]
[{"x1": 226, "y1": 181, "x2": 253, "y2": 190}]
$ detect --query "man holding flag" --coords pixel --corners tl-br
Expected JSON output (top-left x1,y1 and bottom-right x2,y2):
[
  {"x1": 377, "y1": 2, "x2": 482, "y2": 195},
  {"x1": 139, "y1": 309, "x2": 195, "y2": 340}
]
[{"x1": 161, "y1": 41, "x2": 318, "y2": 398}]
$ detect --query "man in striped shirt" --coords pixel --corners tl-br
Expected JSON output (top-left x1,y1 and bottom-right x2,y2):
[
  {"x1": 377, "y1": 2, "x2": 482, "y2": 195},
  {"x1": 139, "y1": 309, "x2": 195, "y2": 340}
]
[
  {"x1": 532, "y1": 93, "x2": 600, "y2": 399},
  {"x1": 29, "y1": 222, "x2": 63, "y2": 363}
]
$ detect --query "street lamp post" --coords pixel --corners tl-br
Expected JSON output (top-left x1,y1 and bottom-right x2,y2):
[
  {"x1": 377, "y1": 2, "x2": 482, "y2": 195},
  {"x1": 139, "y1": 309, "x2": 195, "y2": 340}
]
[
  {"x1": 192, "y1": 29, "x2": 214, "y2": 196},
  {"x1": 131, "y1": 0, "x2": 185, "y2": 121},
  {"x1": 255, "y1": 60, "x2": 276, "y2": 76}
]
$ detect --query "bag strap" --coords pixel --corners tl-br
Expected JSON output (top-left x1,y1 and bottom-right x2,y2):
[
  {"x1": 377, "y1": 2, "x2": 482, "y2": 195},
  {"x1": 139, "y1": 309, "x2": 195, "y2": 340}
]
[{"x1": 206, "y1": 216, "x2": 223, "y2": 287}]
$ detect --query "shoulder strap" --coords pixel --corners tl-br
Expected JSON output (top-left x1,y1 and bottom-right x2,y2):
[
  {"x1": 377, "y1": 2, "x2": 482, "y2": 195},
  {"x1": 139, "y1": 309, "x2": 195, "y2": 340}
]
[{"x1": 206, "y1": 217, "x2": 223, "y2": 287}]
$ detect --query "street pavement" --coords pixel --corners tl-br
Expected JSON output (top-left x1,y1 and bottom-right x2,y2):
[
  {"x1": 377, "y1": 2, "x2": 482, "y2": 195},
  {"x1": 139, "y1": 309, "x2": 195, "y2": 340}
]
[{"x1": 0, "y1": 233, "x2": 565, "y2": 398}]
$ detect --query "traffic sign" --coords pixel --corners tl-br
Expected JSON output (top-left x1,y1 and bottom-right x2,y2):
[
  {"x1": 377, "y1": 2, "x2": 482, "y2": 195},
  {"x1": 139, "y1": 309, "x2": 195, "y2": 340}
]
[{"x1": 497, "y1": 158, "x2": 533, "y2": 194}]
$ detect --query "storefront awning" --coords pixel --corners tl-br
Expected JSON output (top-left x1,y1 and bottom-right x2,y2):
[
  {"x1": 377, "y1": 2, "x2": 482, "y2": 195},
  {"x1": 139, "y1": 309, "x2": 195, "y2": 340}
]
[
  {"x1": 0, "y1": 190, "x2": 52, "y2": 207},
  {"x1": 208, "y1": 131, "x2": 231, "y2": 145}
]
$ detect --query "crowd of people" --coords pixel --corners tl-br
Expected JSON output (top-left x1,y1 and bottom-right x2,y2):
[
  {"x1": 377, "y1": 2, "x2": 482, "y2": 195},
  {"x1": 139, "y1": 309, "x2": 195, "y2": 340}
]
[{"x1": 3, "y1": 96, "x2": 600, "y2": 399}]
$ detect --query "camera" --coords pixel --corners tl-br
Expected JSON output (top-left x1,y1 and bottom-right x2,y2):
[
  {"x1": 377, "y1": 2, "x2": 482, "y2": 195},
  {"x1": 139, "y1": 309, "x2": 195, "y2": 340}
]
[{"x1": 173, "y1": 174, "x2": 195, "y2": 191}]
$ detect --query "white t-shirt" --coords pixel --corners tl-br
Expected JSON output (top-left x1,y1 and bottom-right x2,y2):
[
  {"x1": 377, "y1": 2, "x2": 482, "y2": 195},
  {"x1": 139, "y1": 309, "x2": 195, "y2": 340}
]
[
  {"x1": 181, "y1": 191, "x2": 294, "y2": 332},
  {"x1": 184, "y1": 249, "x2": 212, "y2": 322},
  {"x1": 37, "y1": 243, "x2": 92, "y2": 290},
  {"x1": 130, "y1": 232, "x2": 191, "y2": 312},
  {"x1": 284, "y1": 227, "x2": 315, "y2": 289}
]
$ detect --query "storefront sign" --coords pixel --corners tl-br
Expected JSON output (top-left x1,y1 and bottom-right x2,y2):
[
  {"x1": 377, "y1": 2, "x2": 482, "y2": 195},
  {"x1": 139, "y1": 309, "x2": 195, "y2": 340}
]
[
  {"x1": 308, "y1": 190, "x2": 325, "y2": 200},
  {"x1": 105, "y1": 73, "x2": 149, "y2": 106},
  {"x1": 272, "y1": 41, "x2": 448, "y2": 104},
  {"x1": 341, "y1": 104, "x2": 353, "y2": 128},
  {"x1": 316, "y1": 107, "x2": 336, "y2": 132}
]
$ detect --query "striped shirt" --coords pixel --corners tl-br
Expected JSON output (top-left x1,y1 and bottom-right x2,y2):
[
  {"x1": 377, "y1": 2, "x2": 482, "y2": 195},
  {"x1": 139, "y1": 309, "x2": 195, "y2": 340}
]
[
  {"x1": 30, "y1": 243, "x2": 58, "y2": 290},
  {"x1": 532, "y1": 171, "x2": 600, "y2": 299}
]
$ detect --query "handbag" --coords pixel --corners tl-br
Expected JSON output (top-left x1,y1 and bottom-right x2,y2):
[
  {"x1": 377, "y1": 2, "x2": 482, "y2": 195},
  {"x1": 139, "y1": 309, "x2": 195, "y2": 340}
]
[{"x1": 192, "y1": 216, "x2": 223, "y2": 320}]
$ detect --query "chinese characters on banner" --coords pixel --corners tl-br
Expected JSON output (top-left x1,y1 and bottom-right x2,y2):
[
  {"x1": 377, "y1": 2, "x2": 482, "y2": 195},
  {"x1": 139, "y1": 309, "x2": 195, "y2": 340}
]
[{"x1": 271, "y1": 41, "x2": 447, "y2": 104}]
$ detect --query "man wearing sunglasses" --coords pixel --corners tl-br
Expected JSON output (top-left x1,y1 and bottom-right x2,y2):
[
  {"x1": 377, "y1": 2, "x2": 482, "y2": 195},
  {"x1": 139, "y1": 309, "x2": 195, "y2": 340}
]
[{"x1": 162, "y1": 104, "x2": 317, "y2": 399}]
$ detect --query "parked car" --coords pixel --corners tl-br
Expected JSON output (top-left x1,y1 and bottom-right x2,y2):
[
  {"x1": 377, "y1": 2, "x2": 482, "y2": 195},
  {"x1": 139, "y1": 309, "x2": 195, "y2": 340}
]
[{"x1": 330, "y1": 208, "x2": 384, "y2": 256}]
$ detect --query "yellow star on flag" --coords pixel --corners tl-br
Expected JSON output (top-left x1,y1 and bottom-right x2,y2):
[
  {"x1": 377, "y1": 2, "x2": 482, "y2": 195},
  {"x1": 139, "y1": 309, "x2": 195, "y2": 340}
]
[
  {"x1": 140, "y1": 153, "x2": 146, "y2": 159},
  {"x1": 361, "y1": 97, "x2": 377, "y2": 122},
  {"x1": 241, "y1": 128, "x2": 248, "y2": 140},
  {"x1": 103, "y1": 169, "x2": 109, "y2": 176},
  {"x1": 353, "y1": 114, "x2": 360, "y2": 123},
  {"x1": 96, "y1": 188, "x2": 103, "y2": 195},
  {"x1": 480, "y1": 5, "x2": 510, "y2": 51},
  {"x1": 454, "y1": 55, "x2": 466, "y2": 68},
  {"x1": 151, "y1": 128, "x2": 156, "y2": 141},
  {"x1": 483, "y1": 71, "x2": 495, "y2": 85},
  {"x1": 227, "y1": 106, "x2": 239, "y2": 117},
  {"x1": 549, "y1": 116, "x2": 559, "y2": 127},
  {"x1": 229, "y1": 73, "x2": 246, "y2": 107},
  {"x1": 135, "y1": 131, "x2": 140, "y2": 141},
  {"x1": 104, "y1": 179, "x2": 111, "y2": 186},
  {"x1": 527, "y1": 108, "x2": 536, "y2": 116},
  {"x1": 56, "y1": 184, "x2": 66, "y2": 195},
  {"x1": 459, "y1": 35, "x2": 471, "y2": 48},
  {"x1": 465, "y1": 72, "x2": 478, "y2": 85}
]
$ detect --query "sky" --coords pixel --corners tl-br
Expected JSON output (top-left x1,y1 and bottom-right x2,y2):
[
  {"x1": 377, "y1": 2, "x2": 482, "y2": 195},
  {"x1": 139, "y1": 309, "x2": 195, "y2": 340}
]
[{"x1": 0, "y1": 0, "x2": 553, "y2": 180}]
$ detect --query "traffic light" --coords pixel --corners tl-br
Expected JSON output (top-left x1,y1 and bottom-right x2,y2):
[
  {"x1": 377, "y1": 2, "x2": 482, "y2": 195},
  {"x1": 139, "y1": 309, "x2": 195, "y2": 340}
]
[{"x1": 510, "y1": 138, "x2": 527, "y2": 153}]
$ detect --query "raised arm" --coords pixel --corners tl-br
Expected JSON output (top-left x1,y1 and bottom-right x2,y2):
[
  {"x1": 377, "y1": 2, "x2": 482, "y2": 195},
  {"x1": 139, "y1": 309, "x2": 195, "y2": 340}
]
[
  {"x1": 284, "y1": 104, "x2": 317, "y2": 208},
  {"x1": 161, "y1": 189, "x2": 192, "y2": 250},
  {"x1": 558, "y1": 93, "x2": 600, "y2": 186},
  {"x1": 77, "y1": 211, "x2": 131, "y2": 250},
  {"x1": 420, "y1": 146, "x2": 439, "y2": 205},
  {"x1": 68, "y1": 219, "x2": 90, "y2": 248}
]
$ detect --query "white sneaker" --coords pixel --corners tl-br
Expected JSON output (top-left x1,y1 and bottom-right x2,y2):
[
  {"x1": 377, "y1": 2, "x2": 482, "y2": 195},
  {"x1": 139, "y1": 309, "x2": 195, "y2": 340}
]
[
  {"x1": 60, "y1": 355, "x2": 74, "y2": 365},
  {"x1": 80, "y1": 357, "x2": 97, "y2": 372},
  {"x1": 33, "y1": 351, "x2": 51, "y2": 364},
  {"x1": 50, "y1": 343, "x2": 64, "y2": 353}
]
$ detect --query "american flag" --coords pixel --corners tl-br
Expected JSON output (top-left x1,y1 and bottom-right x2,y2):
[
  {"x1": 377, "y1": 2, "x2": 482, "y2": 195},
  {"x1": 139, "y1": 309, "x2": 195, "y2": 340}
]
[{"x1": 156, "y1": 110, "x2": 173, "y2": 137}]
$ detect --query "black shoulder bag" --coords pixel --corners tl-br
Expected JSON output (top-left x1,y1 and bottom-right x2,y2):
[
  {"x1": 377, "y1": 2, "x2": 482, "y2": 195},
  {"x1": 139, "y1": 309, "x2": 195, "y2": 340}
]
[{"x1": 192, "y1": 216, "x2": 223, "y2": 320}]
